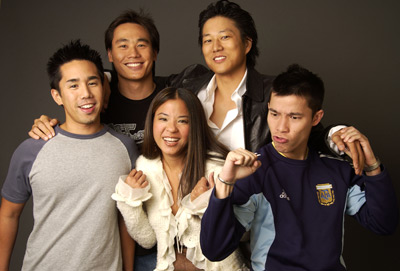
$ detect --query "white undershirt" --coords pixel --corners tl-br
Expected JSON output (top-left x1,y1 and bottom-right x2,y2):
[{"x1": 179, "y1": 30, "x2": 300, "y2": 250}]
[{"x1": 197, "y1": 70, "x2": 248, "y2": 150}]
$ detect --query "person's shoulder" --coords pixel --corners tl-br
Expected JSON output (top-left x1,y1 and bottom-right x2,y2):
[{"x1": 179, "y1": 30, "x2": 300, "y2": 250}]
[
  {"x1": 104, "y1": 126, "x2": 135, "y2": 147},
  {"x1": 248, "y1": 68, "x2": 275, "y2": 82},
  {"x1": 15, "y1": 137, "x2": 48, "y2": 156},
  {"x1": 136, "y1": 155, "x2": 162, "y2": 171},
  {"x1": 166, "y1": 64, "x2": 213, "y2": 89},
  {"x1": 179, "y1": 64, "x2": 211, "y2": 77}
]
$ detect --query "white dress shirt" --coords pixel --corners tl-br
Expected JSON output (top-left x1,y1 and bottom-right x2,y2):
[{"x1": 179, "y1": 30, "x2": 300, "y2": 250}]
[{"x1": 197, "y1": 70, "x2": 248, "y2": 150}]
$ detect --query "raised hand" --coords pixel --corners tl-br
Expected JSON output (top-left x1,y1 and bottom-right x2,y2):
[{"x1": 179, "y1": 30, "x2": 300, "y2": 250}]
[
  {"x1": 190, "y1": 174, "x2": 215, "y2": 201},
  {"x1": 125, "y1": 169, "x2": 148, "y2": 189},
  {"x1": 331, "y1": 127, "x2": 365, "y2": 175},
  {"x1": 28, "y1": 115, "x2": 59, "y2": 141}
]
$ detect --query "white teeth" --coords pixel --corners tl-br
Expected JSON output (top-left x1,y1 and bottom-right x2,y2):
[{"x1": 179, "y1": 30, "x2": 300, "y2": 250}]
[
  {"x1": 163, "y1": 137, "x2": 179, "y2": 142},
  {"x1": 126, "y1": 63, "x2": 141, "y2": 67},
  {"x1": 214, "y1": 56, "x2": 225, "y2": 61},
  {"x1": 80, "y1": 104, "x2": 94, "y2": 109}
]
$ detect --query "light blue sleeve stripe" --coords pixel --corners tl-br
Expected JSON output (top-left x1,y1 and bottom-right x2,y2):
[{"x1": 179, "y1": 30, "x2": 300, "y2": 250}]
[
  {"x1": 233, "y1": 193, "x2": 275, "y2": 271},
  {"x1": 346, "y1": 185, "x2": 366, "y2": 216}
]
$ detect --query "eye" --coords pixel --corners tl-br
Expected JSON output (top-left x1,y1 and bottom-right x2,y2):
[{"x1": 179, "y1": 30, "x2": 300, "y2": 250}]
[
  {"x1": 88, "y1": 81, "x2": 98, "y2": 87},
  {"x1": 290, "y1": 115, "x2": 301, "y2": 120},
  {"x1": 203, "y1": 39, "x2": 211, "y2": 44},
  {"x1": 69, "y1": 84, "x2": 78, "y2": 89},
  {"x1": 118, "y1": 44, "x2": 127, "y2": 49},
  {"x1": 178, "y1": 119, "x2": 189, "y2": 124},
  {"x1": 269, "y1": 111, "x2": 278, "y2": 117},
  {"x1": 137, "y1": 43, "x2": 147, "y2": 48},
  {"x1": 221, "y1": 35, "x2": 230, "y2": 40}
]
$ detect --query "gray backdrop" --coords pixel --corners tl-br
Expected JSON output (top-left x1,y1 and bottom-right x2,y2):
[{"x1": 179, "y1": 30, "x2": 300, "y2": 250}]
[{"x1": 0, "y1": 0, "x2": 399, "y2": 270}]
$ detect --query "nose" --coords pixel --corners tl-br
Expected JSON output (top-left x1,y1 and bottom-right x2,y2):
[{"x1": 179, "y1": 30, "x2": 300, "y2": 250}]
[
  {"x1": 212, "y1": 39, "x2": 223, "y2": 53},
  {"x1": 128, "y1": 46, "x2": 140, "y2": 58},
  {"x1": 166, "y1": 120, "x2": 178, "y2": 132},
  {"x1": 81, "y1": 84, "x2": 93, "y2": 99},
  {"x1": 276, "y1": 117, "x2": 289, "y2": 133}
]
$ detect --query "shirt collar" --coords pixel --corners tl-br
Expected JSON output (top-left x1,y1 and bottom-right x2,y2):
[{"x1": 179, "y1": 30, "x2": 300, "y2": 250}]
[{"x1": 204, "y1": 69, "x2": 248, "y2": 101}]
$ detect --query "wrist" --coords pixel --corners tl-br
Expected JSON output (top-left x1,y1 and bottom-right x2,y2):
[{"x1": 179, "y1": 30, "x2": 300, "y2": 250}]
[
  {"x1": 364, "y1": 157, "x2": 381, "y2": 172},
  {"x1": 217, "y1": 174, "x2": 235, "y2": 186},
  {"x1": 215, "y1": 175, "x2": 234, "y2": 199}
]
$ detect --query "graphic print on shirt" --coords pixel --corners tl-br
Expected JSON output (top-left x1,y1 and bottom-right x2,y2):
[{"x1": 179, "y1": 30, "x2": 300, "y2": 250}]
[
  {"x1": 108, "y1": 123, "x2": 144, "y2": 144},
  {"x1": 316, "y1": 183, "x2": 335, "y2": 206},
  {"x1": 279, "y1": 189, "x2": 290, "y2": 201}
]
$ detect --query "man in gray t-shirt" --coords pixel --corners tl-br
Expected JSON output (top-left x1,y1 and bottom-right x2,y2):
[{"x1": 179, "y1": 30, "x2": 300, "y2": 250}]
[{"x1": 0, "y1": 40, "x2": 138, "y2": 270}]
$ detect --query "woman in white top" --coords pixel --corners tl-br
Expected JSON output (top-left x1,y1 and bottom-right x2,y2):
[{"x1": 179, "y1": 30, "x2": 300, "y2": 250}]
[{"x1": 112, "y1": 87, "x2": 248, "y2": 271}]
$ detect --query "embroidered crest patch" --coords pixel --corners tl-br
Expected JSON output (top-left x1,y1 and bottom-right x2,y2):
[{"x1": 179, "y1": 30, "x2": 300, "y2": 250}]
[{"x1": 316, "y1": 183, "x2": 335, "y2": 206}]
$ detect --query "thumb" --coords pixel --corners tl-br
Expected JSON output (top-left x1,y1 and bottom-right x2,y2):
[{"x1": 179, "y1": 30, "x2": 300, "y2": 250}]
[{"x1": 208, "y1": 172, "x2": 215, "y2": 188}]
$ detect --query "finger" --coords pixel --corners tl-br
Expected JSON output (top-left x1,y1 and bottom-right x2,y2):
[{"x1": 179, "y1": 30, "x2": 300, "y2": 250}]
[
  {"x1": 356, "y1": 142, "x2": 365, "y2": 176},
  {"x1": 28, "y1": 130, "x2": 40, "y2": 140},
  {"x1": 233, "y1": 149, "x2": 258, "y2": 166},
  {"x1": 34, "y1": 121, "x2": 54, "y2": 139},
  {"x1": 30, "y1": 124, "x2": 50, "y2": 141},
  {"x1": 198, "y1": 177, "x2": 208, "y2": 188},
  {"x1": 345, "y1": 141, "x2": 360, "y2": 174},
  {"x1": 208, "y1": 172, "x2": 215, "y2": 188},
  {"x1": 331, "y1": 133, "x2": 345, "y2": 152},
  {"x1": 128, "y1": 169, "x2": 138, "y2": 176},
  {"x1": 138, "y1": 175, "x2": 148, "y2": 188},
  {"x1": 37, "y1": 115, "x2": 57, "y2": 137}
]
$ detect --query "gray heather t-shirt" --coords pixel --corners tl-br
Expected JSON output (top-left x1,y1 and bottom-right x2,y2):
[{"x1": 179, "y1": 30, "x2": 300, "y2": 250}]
[{"x1": 1, "y1": 125, "x2": 138, "y2": 271}]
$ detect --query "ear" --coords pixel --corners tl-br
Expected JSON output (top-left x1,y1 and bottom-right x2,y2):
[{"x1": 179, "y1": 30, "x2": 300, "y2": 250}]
[
  {"x1": 51, "y1": 89, "x2": 63, "y2": 106},
  {"x1": 107, "y1": 49, "x2": 113, "y2": 63},
  {"x1": 312, "y1": 109, "x2": 324, "y2": 126},
  {"x1": 245, "y1": 38, "x2": 253, "y2": 55}
]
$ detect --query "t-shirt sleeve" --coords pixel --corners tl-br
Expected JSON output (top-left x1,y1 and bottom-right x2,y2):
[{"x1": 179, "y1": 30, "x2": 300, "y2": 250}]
[
  {"x1": 1, "y1": 139, "x2": 45, "y2": 203},
  {"x1": 108, "y1": 129, "x2": 139, "y2": 169}
]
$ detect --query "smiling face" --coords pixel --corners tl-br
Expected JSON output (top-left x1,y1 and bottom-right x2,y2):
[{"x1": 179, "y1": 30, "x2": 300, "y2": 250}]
[
  {"x1": 107, "y1": 23, "x2": 157, "y2": 84},
  {"x1": 152, "y1": 98, "x2": 190, "y2": 160},
  {"x1": 201, "y1": 16, "x2": 251, "y2": 78},
  {"x1": 268, "y1": 93, "x2": 324, "y2": 160},
  {"x1": 51, "y1": 60, "x2": 103, "y2": 134}
]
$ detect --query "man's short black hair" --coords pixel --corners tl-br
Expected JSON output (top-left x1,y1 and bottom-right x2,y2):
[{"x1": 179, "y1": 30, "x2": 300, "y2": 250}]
[
  {"x1": 47, "y1": 39, "x2": 104, "y2": 91},
  {"x1": 271, "y1": 64, "x2": 325, "y2": 115}
]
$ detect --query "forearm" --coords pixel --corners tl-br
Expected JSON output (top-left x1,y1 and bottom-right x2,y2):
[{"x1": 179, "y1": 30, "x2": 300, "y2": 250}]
[
  {"x1": 0, "y1": 216, "x2": 19, "y2": 270},
  {"x1": 200, "y1": 190, "x2": 244, "y2": 261},
  {"x1": 215, "y1": 179, "x2": 234, "y2": 199},
  {"x1": 119, "y1": 212, "x2": 135, "y2": 271},
  {"x1": 117, "y1": 201, "x2": 156, "y2": 249},
  {"x1": 354, "y1": 169, "x2": 399, "y2": 234}
]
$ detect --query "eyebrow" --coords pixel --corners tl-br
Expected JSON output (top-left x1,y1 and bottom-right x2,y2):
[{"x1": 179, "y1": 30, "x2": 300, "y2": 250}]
[
  {"x1": 65, "y1": 75, "x2": 99, "y2": 83},
  {"x1": 115, "y1": 37, "x2": 150, "y2": 44},
  {"x1": 156, "y1": 112, "x2": 189, "y2": 118},
  {"x1": 269, "y1": 108, "x2": 304, "y2": 116},
  {"x1": 202, "y1": 28, "x2": 234, "y2": 38}
]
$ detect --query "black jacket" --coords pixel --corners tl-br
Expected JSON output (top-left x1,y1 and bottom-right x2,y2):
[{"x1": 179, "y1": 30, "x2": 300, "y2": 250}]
[{"x1": 167, "y1": 64, "x2": 330, "y2": 153}]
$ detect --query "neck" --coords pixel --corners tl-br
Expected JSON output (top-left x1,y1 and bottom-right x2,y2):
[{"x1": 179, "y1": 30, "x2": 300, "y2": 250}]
[
  {"x1": 60, "y1": 121, "x2": 103, "y2": 135},
  {"x1": 162, "y1": 155, "x2": 185, "y2": 173},
  {"x1": 214, "y1": 67, "x2": 246, "y2": 96},
  {"x1": 117, "y1": 74, "x2": 155, "y2": 100},
  {"x1": 272, "y1": 142, "x2": 309, "y2": 160}
]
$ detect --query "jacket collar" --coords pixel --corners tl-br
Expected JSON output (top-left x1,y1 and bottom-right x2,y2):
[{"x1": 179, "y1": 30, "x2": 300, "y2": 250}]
[{"x1": 183, "y1": 67, "x2": 265, "y2": 103}]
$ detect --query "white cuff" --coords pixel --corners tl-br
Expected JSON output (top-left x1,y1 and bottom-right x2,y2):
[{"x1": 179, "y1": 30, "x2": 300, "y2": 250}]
[
  {"x1": 181, "y1": 189, "x2": 212, "y2": 216},
  {"x1": 111, "y1": 175, "x2": 152, "y2": 207},
  {"x1": 327, "y1": 125, "x2": 347, "y2": 155}
]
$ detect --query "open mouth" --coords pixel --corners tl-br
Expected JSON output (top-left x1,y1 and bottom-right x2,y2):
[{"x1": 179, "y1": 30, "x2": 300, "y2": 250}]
[{"x1": 213, "y1": 56, "x2": 226, "y2": 62}]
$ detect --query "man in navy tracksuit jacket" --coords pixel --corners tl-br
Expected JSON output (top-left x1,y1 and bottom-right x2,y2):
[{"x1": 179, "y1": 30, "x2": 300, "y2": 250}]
[{"x1": 200, "y1": 64, "x2": 398, "y2": 271}]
